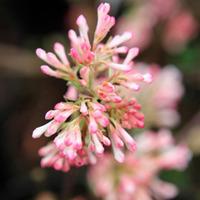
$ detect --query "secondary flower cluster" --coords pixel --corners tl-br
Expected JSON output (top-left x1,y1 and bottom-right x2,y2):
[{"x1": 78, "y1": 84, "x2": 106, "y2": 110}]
[
  {"x1": 88, "y1": 129, "x2": 191, "y2": 200},
  {"x1": 124, "y1": 64, "x2": 184, "y2": 128},
  {"x1": 116, "y1": 0, "x2": 198, "y2": 53},
  {"x1": 33, "y1": 3, "x2": 152, "y2": 171}
]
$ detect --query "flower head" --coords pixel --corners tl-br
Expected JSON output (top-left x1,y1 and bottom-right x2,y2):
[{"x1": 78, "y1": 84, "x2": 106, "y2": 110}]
[{"x1": 33, "y1": 3, "x2": 152, "y2": 171}]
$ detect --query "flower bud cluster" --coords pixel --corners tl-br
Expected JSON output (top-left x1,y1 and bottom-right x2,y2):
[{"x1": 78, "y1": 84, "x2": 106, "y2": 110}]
[{"x1": 33, "y1": 3, "x2": 152, "y2": 171}]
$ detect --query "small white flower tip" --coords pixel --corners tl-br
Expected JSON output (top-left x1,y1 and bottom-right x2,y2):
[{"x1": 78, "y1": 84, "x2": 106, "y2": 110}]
[
  {"x1": 124, "y1": 32, "x2": 132, "y2": 40},
  {"x1": 115, "y1": 152, "x2": 125, "y2": 163},
  {"x1": 98, "y1": 2, "x2": 110, "y2": 13},
  {"x1": 103, "y1": 137, "x2": 111, "y2": 146},
  {"x1": 46, "y1": 52, "x2": 55, "y2": 59},
  {"x1": 115, "y1": 46, "x2": 128, "y2": 53},
  {"x1": 68, "y1": 29, "x2": 75, "y2": 38},
  {"x1": 36, "y1": 48, "x2": 46, "y2": 58},
  {"x1": 133, "y1": 85, "x2": 140, "y2": 91},
  {"x1": 76, "y1": 15, "x2": 86, "y2": 25},
  {"x1": 32, "y1": 127, "x2": 43, "y2": 139},
  {"x1": 144, "y1": 73, "x2": 153, "y2": 83},
  {"x1": 32, "y1": 121, "x2": 52, "y2": 139},
  {"x1": 127, "y1": 83, "x2": 140, "y2": 91},
  {"x1": 40, "y1": 65, "x2": 49, "y2": 73},
  {"x1": 54, "y1": 42, "x2": 63, "y2": 51}
]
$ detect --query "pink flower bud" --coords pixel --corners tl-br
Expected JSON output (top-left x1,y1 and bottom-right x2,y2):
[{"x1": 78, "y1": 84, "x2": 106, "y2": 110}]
[
  {"x1": 109, "y1": 62, "x2": 132, "y2": 71},
  {"x1": 45, "y1": 110, "x2": 59, "y2": 120},
  {"x1": 54, "y1": 42, "x2": 69, "y2": 66},
  {"x1": 80, "y1": 66, "x2": 89, "y2": 82},
  {"x1": 46, "y1": 52, "x2": 65, "y2": 69},
  {"x1": 107, "y1": 32, "x2": 132, "y2": 48},
  {"x1": 53, "y1": 158, "x2": 63, "y2": 170},
  {"x1": 40, "y1": 65, "x2": 60, "y2": 78},
  {"x1": 65, "y1": 85, "x2": 78, "y2": 101},
  {"x1": 80, "y1": 102, "x2": 88, "y2": 116},
  {"x1": 36, "y1": 48, "x2": 47, "y2": 60},
  {"x1": 88, "y1": 115, "x2": 98, "y2": 134},
  {"x1": 54, "y1": 110, "x2": 74, "y2": 122},
  {"x1": 98, "y1": 3, "x2": 110, "y2": 14},
  {"x1": 96, "y1": 115, "x2": 109, "y2": 127},
  {"x1": 123, "y1": 48, "x2": 139, "y2": 65},
  {"x1": 101, "y1": 135, "x2": 111, "y2": 146},
  {"x1": 92, "y1": 134, "x2": 104, "y2": 154},
  {"x1": 143, "y1": 73, "x2": 152, "y2": 83},
  {"x1": 117, "y1": 125, "x2": 137, "y2": 152},
  {"x1": 54, "y1": 102, "x2": 72, "y2": 110},
  {"x1": 45, "y1": 121, "x2": 60, "y2": 137},
  {"x1": 112, "y1": 143, "x2": 124, "y2": 163},
  {"x1": 76, "y1": 15, "x2": 90, "y2": 48},
  {"x1": 74, "y1": 129, "x2": 83, "y2": 150}
]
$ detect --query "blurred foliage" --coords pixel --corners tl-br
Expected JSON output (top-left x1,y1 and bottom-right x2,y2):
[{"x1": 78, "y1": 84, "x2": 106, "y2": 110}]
[{"x1": 169, "y1": 40, "x2": 200, "y2": 73}]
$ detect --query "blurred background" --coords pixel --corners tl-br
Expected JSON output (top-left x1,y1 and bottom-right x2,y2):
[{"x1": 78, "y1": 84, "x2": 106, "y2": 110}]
[{"x1": 0, "y1": 0, "x2": 200, "y2": 199}]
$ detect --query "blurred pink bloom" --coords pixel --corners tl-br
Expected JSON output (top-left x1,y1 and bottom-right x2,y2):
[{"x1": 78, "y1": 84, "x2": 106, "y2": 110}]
[
  {"x1": 124, "y1": 64, "x2": 184, "y2": 128},
  {"x1": 116, "y1": 0, "x2": 197, "y2": 52},
  {"x1": 150, "y1": 66, "x2": 184, "y2": 127},
  {"x1": 116, "y1": 9, "x2": 155, "y2": 50},
  {"x1": 163, "y1": 10, "x2": 198, "y2": 53},
  {"x1": 88, "y1": 129, "x2": 191, "y2": 200},
  {"x1": 151, "y1": 0, "x2": 179, "y2": 19}
]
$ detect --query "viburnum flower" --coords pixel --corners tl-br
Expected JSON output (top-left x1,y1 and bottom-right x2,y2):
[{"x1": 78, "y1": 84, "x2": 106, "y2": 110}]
[
  {"x1": 32, "y1": 3, "x2": 152, "y2": 171},
  {"x1": 163, "y1": 10, "x2": 198, "y2": 53},
  {"x1": 88, "y1": 129, "x2": 191, "y2": 200}
]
